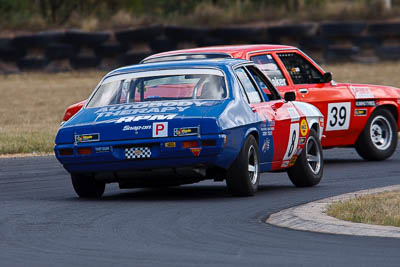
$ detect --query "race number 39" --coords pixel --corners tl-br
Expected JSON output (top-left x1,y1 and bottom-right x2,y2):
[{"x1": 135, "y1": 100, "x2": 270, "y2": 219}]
[
  {"x1": 326, "y1": 102, "x2": 351, "y2": 131},
  {"x1": 152, "y1": 122, "x2": 168, "y2": 137}
]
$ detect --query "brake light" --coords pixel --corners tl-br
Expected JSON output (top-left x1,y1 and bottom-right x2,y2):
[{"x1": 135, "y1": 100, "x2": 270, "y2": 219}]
[
  {"x1": 77, "y1": 147, "x2": 92, "y2": 155},
  {"x1": 59, "y1": 148, "x2": 73, "y2": 156},
  {"x1": 182, "y1": 141, "x2": 198, "y2": 148}
]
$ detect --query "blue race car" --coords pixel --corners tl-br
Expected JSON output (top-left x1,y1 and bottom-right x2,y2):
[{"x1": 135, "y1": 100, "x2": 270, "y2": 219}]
[{"x1": 55, "y1": 59, "x2": 324, "y2": 198}]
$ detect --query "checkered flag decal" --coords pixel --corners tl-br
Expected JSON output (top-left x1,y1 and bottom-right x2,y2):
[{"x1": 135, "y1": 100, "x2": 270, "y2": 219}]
[{"x1": 125, "y1": 147, "x2": 151, "y2": 159}]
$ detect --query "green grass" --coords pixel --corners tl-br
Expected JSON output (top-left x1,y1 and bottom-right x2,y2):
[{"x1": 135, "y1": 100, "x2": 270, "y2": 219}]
[{"x1": 326, "y1": 190, "x2": 400, "y2": 227}]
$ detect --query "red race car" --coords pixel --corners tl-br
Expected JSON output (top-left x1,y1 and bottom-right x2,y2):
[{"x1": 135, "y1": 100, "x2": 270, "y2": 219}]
[{"x1": 64, "y1": 45, "x2": 400, "y2": 161}]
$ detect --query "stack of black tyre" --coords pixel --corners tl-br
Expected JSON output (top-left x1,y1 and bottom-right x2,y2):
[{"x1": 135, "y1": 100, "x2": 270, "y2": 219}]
[{"x1": 1, "y1": 22, "x2": 400, "y2": 73}]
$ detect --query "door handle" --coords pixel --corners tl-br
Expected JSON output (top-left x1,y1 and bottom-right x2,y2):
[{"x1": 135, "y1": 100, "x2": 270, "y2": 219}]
[{"x1": 299, "y1": 88, "x2": 308, "y2": 94}]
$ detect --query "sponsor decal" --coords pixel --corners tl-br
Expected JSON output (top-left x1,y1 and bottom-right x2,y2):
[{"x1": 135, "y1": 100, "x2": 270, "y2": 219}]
[
  {"x1": 354, "y1": 109, "x2": 367, "y2": 116},
  {"x1": 95, "y1": 101, "x2": 209, "y2": 119},
  {"x1": 115, "y1": 114, "x2": 177, "y2": 123},
  {"x1": 75, "y1": 133, "x2": 100, "y2": 143},
  {"x1": 281, "y1": 160, "x2": 289, "y2": 168},
  {"x1": 95, "y1": 146, "x2": 111, "y2": 153},
  {"x1": 355, "y1": 100, "x2": 375, "y2": 107},
  {"x1": 287, "y1": 107, "x2": 300, "y2": 122},
  {"x1": 291, "y1": 67, "x2": 300, "y2": 73},
  {"x1": 299, "y1": 137, "x2": 306, "y2": 145},
  {"x1": 164, "y1": 142, "x2": 176, "y2": 148},
  {"x1": 300, "y1": 119, "x2": 309, "y2": 136},
  {"x1": 350, "y1": 86, "x2": 374, "y2": 99},
  {"x1": 262, "y1": 139, "x2": 270, "y2": 152},
  {"x1": 289, "y1": 156, "x2": 298, "y2": 165},
  {"x1": 174, "y1": 127, "x2": 199, "y2": 136},
  {"x1": 152, "y1": 122, "x2": 168, "y2": 137},
  {"x1": 397, "y1": 99, "x2": 400, "y2": 105},
  {"x1": 190, "y1": 148, "x2": 201, "y2": 157},
  {"x1": 270, "y1": 77, "x2": 287, "y2": 87},
  {"x1": 319, "y1": 117, "x2": 324, "y2": 128},
  {"x1": 125, "y1": 147, "x2": 151, "y2": 159},
  {"x1": 122, "y1": 125, "x2": 151, "y2": 131}
]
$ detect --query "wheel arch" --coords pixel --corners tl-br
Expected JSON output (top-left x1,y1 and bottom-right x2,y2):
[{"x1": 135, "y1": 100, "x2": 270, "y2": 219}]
[{"x1": 374, "y1": 103, "x2": 399, "y2": 129}]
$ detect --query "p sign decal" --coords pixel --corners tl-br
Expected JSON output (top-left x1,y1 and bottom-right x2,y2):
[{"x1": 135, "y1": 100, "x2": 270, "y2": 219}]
[{"x1": 152, "y1": 122, "x2": 168, "y2": 137}]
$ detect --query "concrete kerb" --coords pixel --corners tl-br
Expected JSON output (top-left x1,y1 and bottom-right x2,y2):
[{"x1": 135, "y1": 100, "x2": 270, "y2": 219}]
[{"x1": 266, "y1": 185, "x2": 400, "y2": 238}]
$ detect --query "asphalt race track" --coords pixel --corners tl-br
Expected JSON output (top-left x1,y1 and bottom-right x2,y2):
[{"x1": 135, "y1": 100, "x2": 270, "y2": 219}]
[{"x1": 0, "y1": 147, "x2": 399, "y2": 267}]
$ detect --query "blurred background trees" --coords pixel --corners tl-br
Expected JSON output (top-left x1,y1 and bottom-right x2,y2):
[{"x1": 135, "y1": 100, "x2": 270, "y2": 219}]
[{"x1": 0, "y1": 0, "x2": 399, "y2": 31}]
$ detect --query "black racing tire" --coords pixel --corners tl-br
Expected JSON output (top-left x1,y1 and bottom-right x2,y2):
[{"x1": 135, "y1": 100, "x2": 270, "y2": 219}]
[
  {"x1": 70, "y1": 56, "x2": 101, "y2": 69},
  {"x1": 355, "y1": 108, "x2": 398, "y2": 161},
  {"x1": 268, "y1": 24, "x2": 316, "y2": 38},
  {"x1": 115, "y1": 25, "x2": 164, "y2": 43},
  {"x1": 149, "y1": 38, "x2": 177, "y2": 53},
  {"x1": 320, "y1": 22, "x2": 367, "y2": 37},
  {"x1": 94, "y1": 43, "x2": 127, "y2": 57},
  {"x1": 368, "y1": 23, "x2": 400, "y2": 37},
  {"x1": 0, "y1": 47, "x2": 26, "y2": 61},
  {"x1": 119, "y1": 52, "x2": 152, "y2": 65},
  {"x1": 211, "y1": 27, "x2": 265, "y2": 42},
  {"x1": 323, "y1": 46, "x2": 360, "y2": 62},
  {"x1": 376, "y1": 46, "x2": 400, "y2": 61},
  {"x1": 352, "y1": 36, "x2": 382, "y2": 49},
  {"x1": 165, "y1": 26, "x2": 209, "y2": 42},
  {"x1": 71, "y1": 174, "x2": 105, "y2": 198},
  {"x1": 226, "y1": 135, "x2": 260, "y2": 197},
  {"x1": 13, "y1": 32, "x2": 65, "y2": 48},
  {"x1": 299, "y1": 37, "x2": 333, "y2": 50},
  {"x1": 17, "y1": 58, "x2": 49, "y2": 71},
  {"x1": 65, "y1": 30, "x2": 110, "y2": 46},
  {"x1": 45, "y1": 43, "x2": 78, "y2": 60},
  {"x1": 287, "y1": 129, "x2": 323, "y2": 187}
]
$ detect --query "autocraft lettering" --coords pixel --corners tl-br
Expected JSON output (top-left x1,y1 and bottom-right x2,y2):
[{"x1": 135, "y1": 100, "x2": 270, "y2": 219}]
[
  {"x1": 95, "y1": 101, "x2": 208, "y2": 119},
  {"x1": 350, "y1": 86, "x2": 374, "y2": 99},
  {"x1": 115, "y1": 114, "x2": 177, "y2": 123}
]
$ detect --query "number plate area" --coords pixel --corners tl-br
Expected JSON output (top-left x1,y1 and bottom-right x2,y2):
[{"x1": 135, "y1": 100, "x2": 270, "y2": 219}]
[
  {"x1": 125, "y1": 147, "x2": 151, "y2": 159},
  {"x1": 326, "y1": 102, "x2": 351, "y2": 131}
]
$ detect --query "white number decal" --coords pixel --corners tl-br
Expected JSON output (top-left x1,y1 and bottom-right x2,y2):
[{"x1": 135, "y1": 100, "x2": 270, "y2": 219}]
[
  {"x1": 283, "y1": 123, "x2": 299, "y2": 160},
  {"x1": 326, "y1": 102, "x2": 351, "y2": 131}
]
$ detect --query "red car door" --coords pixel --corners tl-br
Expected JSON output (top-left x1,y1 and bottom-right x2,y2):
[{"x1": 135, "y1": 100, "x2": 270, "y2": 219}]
[{"x1": 249, "y1": 50, "x2": 355, "y2": 147}]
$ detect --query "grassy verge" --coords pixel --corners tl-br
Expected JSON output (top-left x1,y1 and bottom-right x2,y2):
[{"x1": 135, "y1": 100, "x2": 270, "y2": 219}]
[
  {"x1": 0, "y1": 71, "x2": 105, "y2": 154},
  {"x1": 326, "y1": 190, "x2": 400, "y2": 227},
  {"x1": 0, "y1": 62, "x2": 399, "y2": 155}
]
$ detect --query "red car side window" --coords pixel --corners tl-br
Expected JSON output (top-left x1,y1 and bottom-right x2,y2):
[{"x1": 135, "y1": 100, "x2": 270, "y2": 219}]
[
  {"x1": 278, "y1": 53, "x2": 324, "y2": 85},
  {"x1": 250, "y1": 54, "x2": 287, "y2": 87}
]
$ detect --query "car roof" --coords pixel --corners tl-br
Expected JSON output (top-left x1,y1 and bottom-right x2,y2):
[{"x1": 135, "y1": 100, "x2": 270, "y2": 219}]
[
  {"x1": 107, "y1": 58, "x2": 251, "y2": 76},
  {"x1": 144, "y1": 44, "x2": 296, "y2": 61}
]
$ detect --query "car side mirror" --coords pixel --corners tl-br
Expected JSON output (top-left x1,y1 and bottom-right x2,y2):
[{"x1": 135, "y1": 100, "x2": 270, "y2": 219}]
[
  {"x1": 322, "y1": 72, "x2": 332, "y2": 83},
  {"x1": 284, "y1": 92, "x2": 296, "y2": 102}
]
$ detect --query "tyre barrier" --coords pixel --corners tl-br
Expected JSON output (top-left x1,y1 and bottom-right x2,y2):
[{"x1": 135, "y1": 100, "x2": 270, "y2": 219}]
[
  {"x1": 2, "y1": 22, "x2": 400, "y2": 73},
  {"x1": 17, "y1": 57, "x2": 49, "y2": 71},
  {"x1": 368, "y1": 23, "x2": 400, "y2": 37},
  {"x1": 320, "y1": 22, "x2": 367, "y2": 37},
  {"x1": 268, "y1": 24, "x2": 316, "y2": 38},
  {"x1": 323, "y1": 46, "x2": 360, "y2": 62},
  {"x1": 376, "y1": 46, "x2": 400, "y2": 60},
  {"x1": 65, "y1": 30, "x2": 110, "y2": 46},
  {"x1": 70, "y1": 56, "x2": 102, "y2": 69}
]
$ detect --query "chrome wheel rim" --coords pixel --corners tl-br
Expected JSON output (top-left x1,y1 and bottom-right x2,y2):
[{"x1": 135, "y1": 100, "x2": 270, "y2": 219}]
[
  {"x1": 306, "y1": 136, "x2": 321, "y2": 175},
  {"x1": 370, "y1": 115, "x2": 392, "y2": 150},
  {"x1": 248, "y1": 145, "x2": 258, "y2": 185}
]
